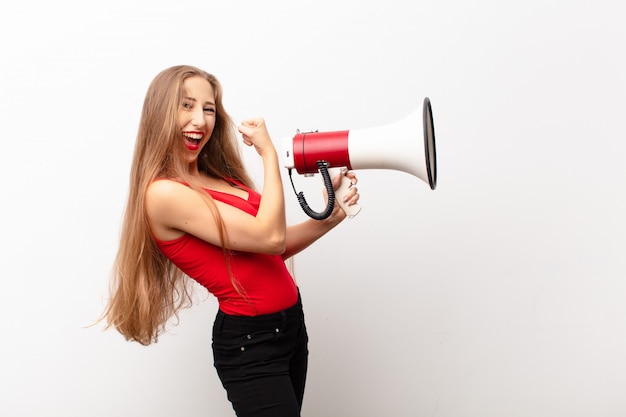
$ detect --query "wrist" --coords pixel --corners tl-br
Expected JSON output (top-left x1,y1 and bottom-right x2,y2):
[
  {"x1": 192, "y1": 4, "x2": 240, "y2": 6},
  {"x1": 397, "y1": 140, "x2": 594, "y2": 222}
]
[
  {"x1": 260, "y1": 147, "x2": 279, "y2": 161},
  {"x1": 322, "y1": 207, "x2": 345, "y2": 227}
]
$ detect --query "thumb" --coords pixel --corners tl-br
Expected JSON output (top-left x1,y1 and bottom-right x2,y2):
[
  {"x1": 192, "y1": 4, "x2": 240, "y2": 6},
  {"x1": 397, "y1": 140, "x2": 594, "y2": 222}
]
[{"x1": 331, "y1": 171, "x2": 345, "y2": 190}]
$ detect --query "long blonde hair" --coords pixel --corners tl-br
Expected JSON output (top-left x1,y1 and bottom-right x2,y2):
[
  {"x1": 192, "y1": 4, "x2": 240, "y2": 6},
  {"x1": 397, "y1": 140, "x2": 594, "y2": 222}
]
[{"x1": 103, "y1": 65, "x2": 253, "y2": 345}]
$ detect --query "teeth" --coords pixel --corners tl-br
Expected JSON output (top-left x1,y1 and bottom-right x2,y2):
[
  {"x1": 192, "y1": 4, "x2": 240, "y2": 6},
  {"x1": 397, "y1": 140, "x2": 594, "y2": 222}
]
[{"x1": 183, "y1": 132, "x2": 203, "y2": 140}]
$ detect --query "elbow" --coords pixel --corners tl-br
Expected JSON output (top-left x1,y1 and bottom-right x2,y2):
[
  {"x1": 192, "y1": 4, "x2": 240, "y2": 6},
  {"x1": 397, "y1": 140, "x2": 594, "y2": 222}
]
[
  {"x1": 261, "y1": 219, "x2": 287, "y2": 254},
  {"x1": 258, "y1": 226, "x2": 286, "y2": 255},
  {"x1": 244, "y1": 221, "x2": 286, "y2": 255},
  {"x1": 265, "y1": 233, "x2": 286, "y2": 255}
]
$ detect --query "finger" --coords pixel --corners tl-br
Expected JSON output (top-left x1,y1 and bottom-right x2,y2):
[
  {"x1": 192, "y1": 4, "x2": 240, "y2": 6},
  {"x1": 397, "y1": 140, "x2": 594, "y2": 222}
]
[
  {"x1": 241, "y1": 118, "x2": 264, "y2": 128},
  {"x1": 342, "y1": 186, "x2": 358, "y2": 202},
  {"x1": 345, "y1": 171, "x2": 358, "y2": 185},
  {"x1": 332, "y1": 173, "x2": 343, "y2": 190},
  {"x1": 346, "y1": 192, "x2": 360, "y2": 205},
  {"x1": 238, "y1": 124, "x2": 256, "y2": 137}
]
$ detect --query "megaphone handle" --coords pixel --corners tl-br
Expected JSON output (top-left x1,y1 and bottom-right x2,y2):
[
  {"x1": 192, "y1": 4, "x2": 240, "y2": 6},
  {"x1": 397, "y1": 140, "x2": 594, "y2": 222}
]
[{"x1": 327, "y1": 167, "x2": 362, "y2": 218}]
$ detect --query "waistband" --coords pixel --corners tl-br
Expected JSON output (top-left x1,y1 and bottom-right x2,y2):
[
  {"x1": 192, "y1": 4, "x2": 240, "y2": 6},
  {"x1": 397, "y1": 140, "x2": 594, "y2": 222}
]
[{"x1": 215, "y1": 292, "x2": 303, "y2": 332}]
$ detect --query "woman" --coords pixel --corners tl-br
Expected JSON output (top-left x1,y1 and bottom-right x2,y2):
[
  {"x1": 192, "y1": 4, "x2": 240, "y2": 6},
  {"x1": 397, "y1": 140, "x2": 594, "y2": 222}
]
[{"x1": 103, "y1": 65, "x2": 359, "y2": 417}]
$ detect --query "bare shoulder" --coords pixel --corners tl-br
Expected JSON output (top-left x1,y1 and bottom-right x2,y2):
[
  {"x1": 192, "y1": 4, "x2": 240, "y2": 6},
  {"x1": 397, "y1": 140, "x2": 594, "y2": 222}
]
[
  {"x1": 145, "y1": 179, "x2": 191, "y2": 218},
  {"x1": 147, "y1": 178, "x2": 187, "y2": 197},
  {"x1": 145, "y1": 179, "x2": 193, "y2": 240}
]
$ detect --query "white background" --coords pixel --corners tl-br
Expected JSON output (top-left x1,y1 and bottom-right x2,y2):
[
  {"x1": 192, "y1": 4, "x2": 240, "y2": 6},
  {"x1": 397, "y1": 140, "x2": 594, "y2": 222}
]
[{"x1": 1, "y1": 1, "x2": 625, "y2": 416}]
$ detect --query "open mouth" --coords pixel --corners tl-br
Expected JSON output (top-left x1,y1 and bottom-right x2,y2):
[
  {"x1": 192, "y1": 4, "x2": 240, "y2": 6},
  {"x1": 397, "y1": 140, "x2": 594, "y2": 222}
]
[{"x1": 183, "y1": 131, "x2": 203, "y2": 150}]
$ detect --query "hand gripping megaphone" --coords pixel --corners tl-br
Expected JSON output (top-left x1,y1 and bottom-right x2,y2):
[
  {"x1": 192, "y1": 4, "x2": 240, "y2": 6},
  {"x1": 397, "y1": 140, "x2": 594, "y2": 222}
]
[{"x1": 283, "y1": 97, "x2": 437, "y2": 220}]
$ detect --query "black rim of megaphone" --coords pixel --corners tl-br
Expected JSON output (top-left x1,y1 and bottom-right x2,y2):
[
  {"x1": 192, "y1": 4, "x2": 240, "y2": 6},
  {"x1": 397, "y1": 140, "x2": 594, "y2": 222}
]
[{"x1": 423, "y1": 97, "x2": 437, "y2": 190}]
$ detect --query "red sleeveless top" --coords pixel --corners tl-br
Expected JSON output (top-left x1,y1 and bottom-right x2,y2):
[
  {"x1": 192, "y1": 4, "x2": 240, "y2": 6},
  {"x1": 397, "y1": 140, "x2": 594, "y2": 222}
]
[{"x1": 152, "y1": 179, "x2": 298, "y2": 316}]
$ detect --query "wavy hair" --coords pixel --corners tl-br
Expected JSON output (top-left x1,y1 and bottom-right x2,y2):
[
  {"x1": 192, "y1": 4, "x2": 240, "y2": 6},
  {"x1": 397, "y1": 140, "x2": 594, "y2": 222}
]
[{"x1": 102, "y1": 65, "x2": 253, "y2": 345}]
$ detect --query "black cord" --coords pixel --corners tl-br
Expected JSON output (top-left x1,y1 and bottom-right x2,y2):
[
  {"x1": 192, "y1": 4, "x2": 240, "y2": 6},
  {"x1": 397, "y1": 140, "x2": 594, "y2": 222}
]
[{"x1": 288, "y1": 161, "x2": 335, "y2": 220}]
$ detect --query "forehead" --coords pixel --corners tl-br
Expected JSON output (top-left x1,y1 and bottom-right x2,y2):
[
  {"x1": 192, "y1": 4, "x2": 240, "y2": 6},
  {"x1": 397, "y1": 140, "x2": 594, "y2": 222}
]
[{"x1": 182, "y1": 76, "x2": 215, "y2": 101}]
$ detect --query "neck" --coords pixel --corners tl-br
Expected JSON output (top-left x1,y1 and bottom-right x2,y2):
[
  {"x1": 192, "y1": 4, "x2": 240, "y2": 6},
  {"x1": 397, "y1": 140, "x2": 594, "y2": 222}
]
[{"x1": 187, "y1": 161, "x2": 201, "y2": 177}]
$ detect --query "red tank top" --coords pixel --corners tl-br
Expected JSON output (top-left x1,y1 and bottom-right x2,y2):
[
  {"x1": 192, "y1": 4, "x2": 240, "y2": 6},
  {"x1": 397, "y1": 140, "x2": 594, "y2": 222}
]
[{"x1": 153, "y1": 179, "x2": 298, "y2": 316}]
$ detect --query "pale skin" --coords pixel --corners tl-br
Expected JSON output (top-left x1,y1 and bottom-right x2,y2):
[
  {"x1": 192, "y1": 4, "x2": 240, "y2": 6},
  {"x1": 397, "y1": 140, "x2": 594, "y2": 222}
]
[{"x1": 146, "y1": 75, "x2": 359, "y2": 259}]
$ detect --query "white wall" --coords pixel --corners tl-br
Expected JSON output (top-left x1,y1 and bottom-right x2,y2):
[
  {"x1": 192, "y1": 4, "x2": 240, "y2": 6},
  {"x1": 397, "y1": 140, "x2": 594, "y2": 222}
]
[{"x1": 1, "y1": 1, "x2": 625, "y2": 416}]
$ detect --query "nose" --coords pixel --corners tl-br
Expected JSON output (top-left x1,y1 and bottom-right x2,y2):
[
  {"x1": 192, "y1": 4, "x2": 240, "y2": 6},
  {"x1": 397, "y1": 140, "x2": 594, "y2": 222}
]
[{"x1": 191, "y1": 107, "x2": 206, "y2": 128}]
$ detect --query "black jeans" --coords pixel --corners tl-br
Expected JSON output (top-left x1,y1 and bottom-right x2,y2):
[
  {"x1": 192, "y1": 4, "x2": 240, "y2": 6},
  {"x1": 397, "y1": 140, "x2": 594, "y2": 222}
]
[{"x1": 212, "y1": 293, "x2": 309, "y2": 417}]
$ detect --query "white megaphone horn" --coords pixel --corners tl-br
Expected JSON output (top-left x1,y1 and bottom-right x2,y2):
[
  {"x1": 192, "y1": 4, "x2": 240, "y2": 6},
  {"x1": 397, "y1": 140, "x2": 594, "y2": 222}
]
[{"x1": 283, "y1": 97, "x2": 437, "y2": 219}]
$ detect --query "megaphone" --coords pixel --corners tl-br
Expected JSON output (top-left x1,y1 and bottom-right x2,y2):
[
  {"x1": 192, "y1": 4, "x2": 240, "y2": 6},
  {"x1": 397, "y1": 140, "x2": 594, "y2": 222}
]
[{"x1": 283, "y1": 97, "x2": 437, "y2": 220}]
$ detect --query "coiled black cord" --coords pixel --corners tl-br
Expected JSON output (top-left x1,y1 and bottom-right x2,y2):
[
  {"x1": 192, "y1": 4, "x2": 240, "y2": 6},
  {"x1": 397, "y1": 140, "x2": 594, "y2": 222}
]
[{"x1": 288, "y1": 161, "x2": 335, "y2": 220}]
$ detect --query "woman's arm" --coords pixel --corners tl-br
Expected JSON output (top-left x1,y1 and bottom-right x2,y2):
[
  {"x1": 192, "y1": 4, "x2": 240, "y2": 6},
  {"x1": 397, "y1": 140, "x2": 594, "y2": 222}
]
[
  {"x1": 146, "y1": 118, "x2": 287, "y2": 255},
  {"x1": 282, "y1": 172, "x2": 359, "y2": 260}
]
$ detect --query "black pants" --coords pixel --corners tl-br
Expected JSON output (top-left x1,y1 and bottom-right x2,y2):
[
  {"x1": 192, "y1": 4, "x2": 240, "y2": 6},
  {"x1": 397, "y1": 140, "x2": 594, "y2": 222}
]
[{"x1": 212, "y1": 293, "x2": 309, "y2": 417}]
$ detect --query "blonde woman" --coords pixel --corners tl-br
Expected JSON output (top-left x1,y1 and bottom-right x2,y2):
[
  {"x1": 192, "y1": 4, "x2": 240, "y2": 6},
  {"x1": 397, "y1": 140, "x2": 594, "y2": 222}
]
[{"x1": 103, "y1": 65, "x2": 359, "y2": 417}]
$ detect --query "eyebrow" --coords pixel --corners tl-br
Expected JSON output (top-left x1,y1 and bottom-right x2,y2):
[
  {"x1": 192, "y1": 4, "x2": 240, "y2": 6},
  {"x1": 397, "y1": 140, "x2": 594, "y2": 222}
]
[{"x1": 182, "y1": 96, "x2": 215, "y2": 106}]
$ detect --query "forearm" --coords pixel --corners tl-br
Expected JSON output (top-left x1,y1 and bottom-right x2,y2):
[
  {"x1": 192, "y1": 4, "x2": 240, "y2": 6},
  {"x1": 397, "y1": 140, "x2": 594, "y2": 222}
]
[
  {"x1": 238, "y1": 118, "x2": 287, "y2": 246},
  {"x1": 256, "y1": 150, "x2": 287, "y2": 243},
  {"x1": 281, "y1": 170, "x2": 359, "y2": 259},
  {"x1": 282, "y1": 213, "x2": 344, "y2": 260}
]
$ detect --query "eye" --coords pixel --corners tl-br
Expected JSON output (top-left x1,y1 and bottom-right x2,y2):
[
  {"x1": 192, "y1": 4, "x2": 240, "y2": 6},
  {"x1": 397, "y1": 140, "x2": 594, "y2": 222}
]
[
  {"x1": 182, "y1": 101, "x2": 193, "y2": 110},
  {"x1": 203, "y1": 107, "x2": 216, "y2": 114}
]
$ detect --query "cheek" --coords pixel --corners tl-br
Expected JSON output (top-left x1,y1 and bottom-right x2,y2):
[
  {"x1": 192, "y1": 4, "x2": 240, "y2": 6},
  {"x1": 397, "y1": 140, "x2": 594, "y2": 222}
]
[
  {"x1": 177, "y1": 114, "x2": 187, "y2": 129},
  {"x1": 207, "y1": 118, "x2": 217, "y2": 134}
]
